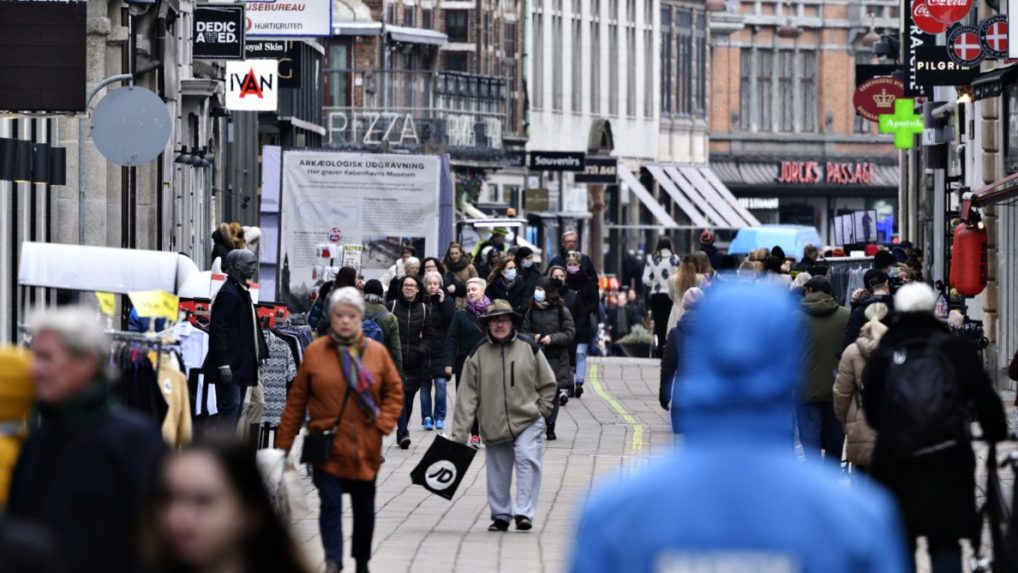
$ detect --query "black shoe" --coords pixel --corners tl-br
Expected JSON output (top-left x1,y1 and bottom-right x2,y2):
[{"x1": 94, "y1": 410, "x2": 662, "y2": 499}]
[
  {"x1": 398, "y1": 435, "x2": 411, "y2": 450},
  {"x1": 559, "y1": 391, "x2": 569, "y2": 406},
  {"x1": 515, "y1": 516, "x2": 533, "y2": 531},
  {"x1": 488, "y1": 519, "x2": 510, "y2": 532},
  {"x1": 566, "y1": 386, "x2": 576, "y2": 398},
  {"x1": 574, "y1": 385, "x2": 584, "y2": 398},
  {"x1": 546, "y1": 430, "x2": 557, "y2": 441},
  {"x1": 356, "y1": 561, "x2": 370, "y2": 573}
]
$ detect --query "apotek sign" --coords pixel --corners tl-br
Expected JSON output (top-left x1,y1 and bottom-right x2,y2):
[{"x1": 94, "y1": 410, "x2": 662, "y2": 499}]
[
  {"x1": 244, "y1": 0, "x2": 331, "y2": 38},
  {"x1": 775, "y1": 161, "x2": 877, "y2": 185},
  {"x1": 193, "y1": 4, "x2": 245, "y2": 60},
  {"x1": 225, "y1": 60, "x2": 278, "y2": 111}
]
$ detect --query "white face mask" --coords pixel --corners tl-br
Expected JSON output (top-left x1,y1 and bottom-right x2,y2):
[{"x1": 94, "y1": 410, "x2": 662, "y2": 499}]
[
  {"x1": 504, "y1": 268, "x2": 517, "y2": 281},
  {"x1": 533, "y1": 289, "x2": 546, "y2": 303},
  {"x1": 522, "y1": 259, "x2": 534, "y2": 269}
]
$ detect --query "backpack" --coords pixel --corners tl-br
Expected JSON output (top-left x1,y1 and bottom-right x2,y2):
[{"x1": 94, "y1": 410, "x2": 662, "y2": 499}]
[
  {"x1": 362, "y1": 311, "x2": 387, "y2": 344},
  {"x1": 881, "y1": 332, "x2": 967, "y2": 457}
]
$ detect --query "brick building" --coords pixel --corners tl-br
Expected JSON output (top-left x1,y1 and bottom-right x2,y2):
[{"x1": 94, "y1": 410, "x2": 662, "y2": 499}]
[{"x1": 708, "y1": 0, "x2": 900, "y2": 246}]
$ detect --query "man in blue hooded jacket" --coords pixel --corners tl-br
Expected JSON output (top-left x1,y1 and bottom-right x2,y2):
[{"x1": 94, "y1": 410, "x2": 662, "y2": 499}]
[{"x1": 570, "y1": 282, "x2": 909, "y2": 573}]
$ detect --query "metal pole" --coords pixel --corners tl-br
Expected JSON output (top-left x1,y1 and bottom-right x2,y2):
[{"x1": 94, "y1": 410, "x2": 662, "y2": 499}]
[{"x1": 78, "y1": 73, "x2": 133, "y2": 245}]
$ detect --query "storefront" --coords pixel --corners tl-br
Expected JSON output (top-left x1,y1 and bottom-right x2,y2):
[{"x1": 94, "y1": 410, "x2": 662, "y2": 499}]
[{"x1": 710, "y1": 156, "x2": 899, "y2": 246}]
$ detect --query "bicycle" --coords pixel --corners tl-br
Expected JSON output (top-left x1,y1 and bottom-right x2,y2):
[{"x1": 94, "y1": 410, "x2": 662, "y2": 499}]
[{"x1": 972, "y1": 438, "x2": 1018, "y2": 573}]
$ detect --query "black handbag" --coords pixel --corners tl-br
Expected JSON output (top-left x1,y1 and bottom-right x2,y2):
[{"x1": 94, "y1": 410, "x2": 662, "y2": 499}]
[{"x1": 300, "y1": 383, "x2": 352, "y2": 465}]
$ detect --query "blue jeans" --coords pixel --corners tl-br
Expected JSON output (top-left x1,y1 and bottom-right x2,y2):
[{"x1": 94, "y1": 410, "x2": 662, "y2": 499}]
[
  {"x1": 574, "y1": 343, "x2": 588, "y2": 385},
  {"x1": 215, "y1": 382, "x2": 243, "y2": 429},
  {"x1": 419, "y1": 377, "x2": 447, "y2": 422},
  {"x1": 312, "y1": 470, "x2": 376, "y2": 567},
  {"x1": 795, "y1": 401, "x2": 844, "y2": 463}
]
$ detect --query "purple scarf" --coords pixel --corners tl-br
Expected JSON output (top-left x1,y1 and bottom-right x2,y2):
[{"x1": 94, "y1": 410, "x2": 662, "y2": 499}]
[{"x1": 466, "y1": 296, "x2": 491, "y2": 317}]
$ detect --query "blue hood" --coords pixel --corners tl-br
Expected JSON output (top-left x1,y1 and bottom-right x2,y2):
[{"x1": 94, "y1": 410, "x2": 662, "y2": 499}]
[{"x1": 673, "y1": 281, "x2": 803, "y2": 442}]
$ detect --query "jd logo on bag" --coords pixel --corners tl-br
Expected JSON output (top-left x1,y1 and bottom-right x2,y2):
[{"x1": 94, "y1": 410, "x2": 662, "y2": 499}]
[{"x1": 410, "y1": 435, "x2": 477, "y2": 500}]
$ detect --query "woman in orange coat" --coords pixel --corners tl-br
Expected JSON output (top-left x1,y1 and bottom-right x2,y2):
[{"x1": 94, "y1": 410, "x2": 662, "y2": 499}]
[{"x1": 276, "y1": 287, "x2": 403, "y2": 573}]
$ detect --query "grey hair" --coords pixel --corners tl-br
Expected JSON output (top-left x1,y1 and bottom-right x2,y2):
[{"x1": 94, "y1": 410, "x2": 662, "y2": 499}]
[
  {"x1": 328, "y1": 286, "x2": 365, "y2": 315},
  {"x1": 466, "y1": 277, "x2": 487, "y2": 291},
  {"x1": 404, "y1": 257, "x2": 421, "y2": 269},
  {"x1": 894, "y1": 282, "x2": 937, "y2": 313},
  {"x1": 423, "y1": 271, "x2": 444, "y2": 287},
  {"x1": 30, "y1": 306, "x2": 110, "y2": 362}
]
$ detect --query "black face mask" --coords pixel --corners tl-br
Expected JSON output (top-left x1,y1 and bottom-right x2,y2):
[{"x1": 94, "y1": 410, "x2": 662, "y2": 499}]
[{"x1": 551, "y1": 278, "x2": 565, "y2": 290}]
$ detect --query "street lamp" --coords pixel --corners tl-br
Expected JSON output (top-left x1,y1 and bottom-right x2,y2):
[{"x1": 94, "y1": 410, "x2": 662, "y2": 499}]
[
  {"x1": 862, "y1": 14, "x2": 881, "y2": 47},
  {"x1": 777, "y1": 1, "x2": 801, "y2": 39}
]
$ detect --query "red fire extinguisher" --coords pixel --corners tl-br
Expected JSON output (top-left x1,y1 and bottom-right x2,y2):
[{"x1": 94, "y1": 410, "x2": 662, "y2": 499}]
[{"x1": 949, "y1": 222, "x2": 988, "y2": 297}]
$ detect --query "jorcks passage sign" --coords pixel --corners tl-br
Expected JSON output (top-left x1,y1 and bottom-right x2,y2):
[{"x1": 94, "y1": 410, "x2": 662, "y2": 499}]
[{"x1": 244, "y1": 0, "x2": 331, "y2": 38}]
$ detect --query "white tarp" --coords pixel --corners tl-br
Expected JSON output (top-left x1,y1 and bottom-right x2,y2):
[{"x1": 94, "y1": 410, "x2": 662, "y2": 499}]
[
  {"x1": 279, "y1": 150, "x2": 442, "y2": 311},
  {"x1": 18, "y1": 242, "x2": 200, "y2": 294}
]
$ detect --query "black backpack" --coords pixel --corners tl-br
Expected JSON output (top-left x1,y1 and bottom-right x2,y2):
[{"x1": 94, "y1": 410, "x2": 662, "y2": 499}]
[{"x1": 881, "y1": 332, "x2": 968, "y2": 457}]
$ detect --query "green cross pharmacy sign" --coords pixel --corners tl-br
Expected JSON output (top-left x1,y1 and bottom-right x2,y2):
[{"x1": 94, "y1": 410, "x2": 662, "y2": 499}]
[{"x1": 879, "y1": 99, "x2": 924, "y2": 149}]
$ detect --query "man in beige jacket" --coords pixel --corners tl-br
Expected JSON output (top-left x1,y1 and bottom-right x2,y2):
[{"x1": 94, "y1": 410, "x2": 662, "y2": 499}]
[{"x1": 451, "y1": 299, "x2": 557, "y2": 533}]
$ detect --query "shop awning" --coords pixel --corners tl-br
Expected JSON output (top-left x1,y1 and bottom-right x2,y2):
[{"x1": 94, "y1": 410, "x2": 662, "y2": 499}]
[
  {"x1": 18, "y1": 242, "x2": 200, "y2": 294},
  {"x1": 972, "y1": 65, "x2": 1016, "y2": 101},
  {"x1": 616, "y1": 164, "x2": 680, "y2": 229},
  {"x1": 333, "y1": 21, "x2": 382, "y2": 36},
  {"x1": 646, "y1": 164, "x2": 759, "y2": 229},
  {"x1": 971, "y1": 172, "x2": 1018, "y2": 207},
  {"x1": 386, "y1": 25, "x2": 448, "y2": 46}
]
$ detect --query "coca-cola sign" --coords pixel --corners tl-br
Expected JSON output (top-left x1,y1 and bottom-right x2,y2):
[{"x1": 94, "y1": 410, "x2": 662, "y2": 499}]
[
  {"x1": 926, "y1": 0, "x2": 973, "y2": 25},
  {"x1": 912, "y1": 0, "x2": 946, "y2": 34}
]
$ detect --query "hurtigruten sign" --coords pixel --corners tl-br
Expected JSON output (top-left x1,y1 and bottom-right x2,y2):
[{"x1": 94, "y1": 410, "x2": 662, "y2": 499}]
[{"x1": 775, "y1": 161, "x2": 877, "y2": 185}]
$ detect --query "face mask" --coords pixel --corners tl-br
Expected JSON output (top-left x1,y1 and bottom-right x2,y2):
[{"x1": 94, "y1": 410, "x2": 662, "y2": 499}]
[
  {"x1": 504, "y1": 268, "x2": 517, "y2": 281},
  {"x1": 566, "y1": 265, "x2": 580, "y2": 274},
  {"x1": 533, "y1": 289, "x2": 546, "y2": 303},
  {"x1": 889, "y1": 268, "x2": 899, "y2": 278},
  {"x1": 522, "y1": 259, "x2": 534, "y2": 269}
]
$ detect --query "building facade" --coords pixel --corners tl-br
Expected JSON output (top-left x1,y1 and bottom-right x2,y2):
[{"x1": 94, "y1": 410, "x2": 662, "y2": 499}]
[{"x1": 708, "y1": 0, "x2": 900, "y2": 247}]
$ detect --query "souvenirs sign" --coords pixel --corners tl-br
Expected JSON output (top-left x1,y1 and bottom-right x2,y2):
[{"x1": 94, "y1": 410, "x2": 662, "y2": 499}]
[
  {"x1": 853, "y1": 77, "x2": 904, "y2": 122},
  {"x1": 947, "y1": 25, "x2": 984, "y2": 67}
]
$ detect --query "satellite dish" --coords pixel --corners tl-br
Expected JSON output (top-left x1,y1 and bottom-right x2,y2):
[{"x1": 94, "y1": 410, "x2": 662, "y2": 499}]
[{"x1": 91, "y1": 86, "x2": 171, "y2": 167}]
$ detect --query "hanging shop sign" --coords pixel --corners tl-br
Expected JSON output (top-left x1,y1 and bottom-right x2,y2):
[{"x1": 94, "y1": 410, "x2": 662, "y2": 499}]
[
  {"x1": 905, "y1": 3, "x2": 935, "y2": 97},
  {"x1": 574, "y1": 156, "x2": 618, "y2": 184},
  {"x1": 1011, "y1": 0, "x2": 1018, "y2": 59},
  {"x1": 926, "y1": 0, "x2": 973, "y2": 25},
  {"x1": 225, "y1": 59, "x2": 278, "y2": 111},
  {"x1": 193, "y1": 4, "x2": 246, "y2": 60},
  {"x1": 855, "y1": 64, "x2": 899, "y2": 87},
  {"x1": 912, "y1": 0, "x2": 947, "y2": 35},
  {"x1": 879, "y1": 99, "x2": 925, "y2": 150},
  {"x1": 245, "y1": 40, "x2": 289, "y2": 58},
  {"x1": 503, "y1": 151, "x2": 526, "y2": 168},
  {"x1": 528, "y1": 151, "x2": 586, "y2": 172},
  {"x1": 853, "y1": 77, "x2": 904, "y2": 122},
  {"x1": 915, "y1": 46, "x2": 979, "y2": 86},
  {"x1": 775, "y1": 161, "x2": 877, "y2": 185},
  {"x1": 979, "y1": 15, "x2": 1008, "y2": 60},
  {"x1": 241, "y1": 41, "x2": 301, "y2": 88},
  {"x1": 947, "y1": 25, "x2": 984, "y2": 67},
  {"x1": 243, "y1": 0, "x2": 331, "y2": 38}
]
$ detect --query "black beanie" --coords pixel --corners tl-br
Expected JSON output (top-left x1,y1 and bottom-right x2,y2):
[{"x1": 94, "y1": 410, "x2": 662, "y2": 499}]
[{"x1": 363, "y1": 279, "x2": 384, "y2": 298}]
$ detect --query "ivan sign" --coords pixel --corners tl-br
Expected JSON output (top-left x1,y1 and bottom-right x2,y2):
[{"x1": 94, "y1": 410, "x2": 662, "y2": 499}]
[{"x1": 225, "y1": 59, "x2": 278, "y2": 111}]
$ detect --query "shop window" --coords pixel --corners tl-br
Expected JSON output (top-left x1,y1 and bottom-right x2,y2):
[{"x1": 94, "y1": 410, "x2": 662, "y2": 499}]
[
  {"x1": 445, "y1": 52, "x2": 469, "y2": 72},
  {"x1": 325, "y1": 43, "x2": 350, "y2": 108},
  {"x1": 446, "y1": 10, "x2": 469, "y2": 42}
]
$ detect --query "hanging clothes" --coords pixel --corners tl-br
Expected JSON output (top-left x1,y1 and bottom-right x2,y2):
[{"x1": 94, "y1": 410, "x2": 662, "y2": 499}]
[
  {"x1": 153, "y1": 352, "x2": 193, "y2": 449},
  {"x1": 262, "y1": 330, "x2": 297, "y2": 427},
  {"x1": 113, "y1": 345, "x2": 168, "y2": 424}
]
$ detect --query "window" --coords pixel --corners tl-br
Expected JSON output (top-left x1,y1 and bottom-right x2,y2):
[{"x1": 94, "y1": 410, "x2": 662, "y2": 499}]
[
  {"x1": 757, "y1": 49, "x2": 773, "y2": 131},
  {"x1": 445, "y1": 52, "x2": 468, "y2": 72},
  {"x1": 660, "y1": 7, "x2": 672, "y2": 114},
  {"x1": 800, "y1": 50, "x2": 817, "y2": 132},
  {"x1": 403, "y1": 5, "x2": 415, "y2": 27},
  {"x1": 533, "y1": 11, "x2": 544, "y2": 109},
  {"x1": 609, "y1": 21, "x2": 618, "y2": 114},
  {"x1": 644, "y1": 28, "x2": 653, "y2": 117},
  {"x1": 626, "y1": 25, "x2": 636, "y2": 116},
  {"x1": 591, "y1": 0, "x2": 601, "y2": 114},
  {"x1": 553, "y1": 7, "x2": 563, "y2": 110},
  {"x1": 695, "y1": 12, "x2": 706, "y2": 115},
  {"x1": 676, "y1": 8, "x2": 691, "y2": 115},
  {"x1": 446, "y1": 10, "x2": 468, "y2": 42},
  {"x1": 423, "y1": 8, "x2": 432, "y2": 29},
  {"x1": 854, "y1": 51, "x2": 872, "y2": 134},
  {"x1": 572, "y1": 14, "x2": 583, "y2": 112},
  {"x1": 325, "y1": 43, "x2": 350, "y2": 108},
  {"x1": 739, "y1": 48, "x2": 751, "y2": 130},
  {"x1": 778, "y1": 50, "x2": 794, "y2": 131}
]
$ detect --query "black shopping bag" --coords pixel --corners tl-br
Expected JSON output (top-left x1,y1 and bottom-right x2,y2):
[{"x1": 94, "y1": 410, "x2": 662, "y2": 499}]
[{"x1": 410, "y1": 435, "x2": 477, "y2": 500}]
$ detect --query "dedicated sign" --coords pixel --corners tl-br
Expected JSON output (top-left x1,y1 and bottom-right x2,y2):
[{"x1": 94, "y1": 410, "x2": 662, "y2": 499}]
[
  {"x1": 912, "y1": 0, "x2": 946, "y2": 35},
  {"x1": 528, "y1": 151, "x2": 586, "y2": 172},
  {"x1": 193, "y1": 4, "x2": 245, "y2": 60},
  {"x1": 926, "y1": 0, "x2": 972, "y2": 25},
  {"x1": 979, "y1": 15, "x2": 1008, "y2": 59},
  {"x1": 574, "y1": 156, "x2": 618, "y2": 184},
  {"x1": 947, "y1": 25, "x2": 984, "y2": 67},
  {"x1": 853, "y1": 77, "x2": 904, "y2": 122},
  {"x1": 244, "y1": 0, "x2": 331, "y2": 38},
  {"x1": 225, "y1": 60, "x2": 278, "y2": 111}
]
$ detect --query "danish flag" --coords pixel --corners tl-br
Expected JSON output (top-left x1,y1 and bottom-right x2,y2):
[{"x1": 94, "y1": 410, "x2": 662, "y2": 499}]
[
  {"x1": 985, "y1": 21, "x2": 1007, "y2": 54},
  {"x1": 953, "y1": 31, "x2": 981, "y2": 61}
]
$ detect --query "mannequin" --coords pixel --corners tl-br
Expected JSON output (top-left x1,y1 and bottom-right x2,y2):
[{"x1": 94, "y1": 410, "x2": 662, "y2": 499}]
[{"x1": 204, "y1": 249, "x2": 268, "y2": 429}]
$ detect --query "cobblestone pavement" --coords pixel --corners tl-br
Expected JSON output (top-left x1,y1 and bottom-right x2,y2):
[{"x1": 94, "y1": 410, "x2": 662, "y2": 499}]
[{"x1": 288, "y1": 357, "x2": 1018, "y2": 573}]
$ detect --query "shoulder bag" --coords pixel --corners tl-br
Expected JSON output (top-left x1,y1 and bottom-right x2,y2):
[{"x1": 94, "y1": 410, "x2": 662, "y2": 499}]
[{"x1": 300, "y1": 379, "x2": 352, "y2": 464}]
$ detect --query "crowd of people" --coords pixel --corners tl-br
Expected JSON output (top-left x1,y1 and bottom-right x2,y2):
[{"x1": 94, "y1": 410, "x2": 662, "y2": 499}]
[{"x1": 1, "y1": 225, "x2": 1012, "y2": 573}]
